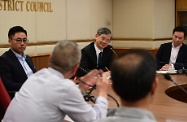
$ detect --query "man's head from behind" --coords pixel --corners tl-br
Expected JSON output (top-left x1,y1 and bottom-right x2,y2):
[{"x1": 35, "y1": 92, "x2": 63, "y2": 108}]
[
  {"x1": 8, "y1": 26, "x2": 28, "y2": 55},
  {"x1": 95, "y1": 27, "x2": 112, "y2": 50},
  {"x1": 111, "y1": 49, "x2": 157, "y2": 104},
  {"x1": 49, "y1": 40, "x2": 81, "y2": 78}
]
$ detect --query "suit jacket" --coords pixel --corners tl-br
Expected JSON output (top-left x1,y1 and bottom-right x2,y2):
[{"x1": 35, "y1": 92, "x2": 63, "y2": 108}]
[
  {"x1": 0, "y1": 49, "x2": 36, "y2": 91},
  {"x1": 76, "y1": 42, "x2": 114, "y2": 77},
  {"x1": 156, "y1": 42, "x2": 187, "y2": 70}
]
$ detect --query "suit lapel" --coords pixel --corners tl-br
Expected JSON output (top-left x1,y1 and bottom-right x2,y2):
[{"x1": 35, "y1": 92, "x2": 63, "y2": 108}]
[
  {"x1": 25, "y1": 56, "x2": 36, "y2": 72},
  {"x1": 8, "y1": 49, "x2": 27, "y2": 76},
  {"x1": 165, "y1": 43, "x2": 172, "y2": 62},
  {"x1": 90, "y1": 43, "x2": 97, "y2": 67},
  {"x1": 176, "y1": 44, "x2": 185, "y2": 62}
]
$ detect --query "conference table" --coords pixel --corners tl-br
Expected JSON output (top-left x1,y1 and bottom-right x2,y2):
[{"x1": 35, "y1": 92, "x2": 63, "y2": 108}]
[
  {"x1": 150, "y1": 74, "x2": 187, "y2": 122},
  {"x1": 65, "y1": 74, "x2": 187, "y2": 122}
]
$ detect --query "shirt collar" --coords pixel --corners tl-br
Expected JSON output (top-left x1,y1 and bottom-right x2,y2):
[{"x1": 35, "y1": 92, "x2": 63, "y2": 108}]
[
  {"x1": 48, "y1": 67, "x2": 65, "y2": 79},
  {"x1": 94, "y1": 43, "x2": 103, "y2": 55},
  {"x1": 172, "y1": 43, "x2": 182, "y2": 49},
  {"x1": 115, "y1": 106, "x2": 156, "y2": 121},
  {"x1": 11, "y1": 49, "x2": 26, "y2": 59}
]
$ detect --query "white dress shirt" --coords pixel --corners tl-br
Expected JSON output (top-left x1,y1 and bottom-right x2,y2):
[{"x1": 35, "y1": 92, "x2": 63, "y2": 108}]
[
  {"x1": 169, "y1": 43, "x2": 182, "y2": 65},
  {"x1": 94, "y1": 43, "x2": 103, "y2": 67},
  {"x1": 2, "y1": 67, "x2": 108, "y2": 122}
]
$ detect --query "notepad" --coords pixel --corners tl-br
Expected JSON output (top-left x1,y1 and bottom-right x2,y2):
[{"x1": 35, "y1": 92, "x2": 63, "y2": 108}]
[{"x1": 156, "y1": 70, "x2": 177, "y2": 74}]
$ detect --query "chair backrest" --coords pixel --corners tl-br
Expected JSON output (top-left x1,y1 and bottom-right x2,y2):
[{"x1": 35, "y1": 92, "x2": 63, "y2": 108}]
[{"x1": 0, "y1": 77, "x2": 11, "y2": 112}]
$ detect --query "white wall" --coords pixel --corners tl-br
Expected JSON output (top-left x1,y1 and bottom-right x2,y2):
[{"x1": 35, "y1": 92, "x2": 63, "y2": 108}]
[
  {"x1": 153, "y1": 0, "x2": 175, "y2": 38},
  {"x1": 113, "y1": 0, "x2": 154, "y2": 38},
  {"x1": 0, "y1": 0, "x2": 176, "y2": 55},
  {"x1": 0, "y1": 0, "x2": 112, "y2": 55},
  {"x1": 112, "y1": 0, "x2": 175, "y2": 49}
]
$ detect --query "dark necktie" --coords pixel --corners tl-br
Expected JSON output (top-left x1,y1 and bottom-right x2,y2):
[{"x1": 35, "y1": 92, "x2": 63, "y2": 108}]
[{"x1": 98, "y1": 52, "x2": 102, "y2": 68}]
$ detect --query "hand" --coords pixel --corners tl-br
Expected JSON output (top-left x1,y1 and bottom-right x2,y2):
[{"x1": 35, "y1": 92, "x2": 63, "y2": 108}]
[
  {"x1": 79, "y1": 69, "x2": 102, "y2": 92},
  {"x1": 160, "y1": 64, "x2": 172, "y2": 71},
  {"x1": 96, "y1": 71, "x2": 110, "y2": 99}
]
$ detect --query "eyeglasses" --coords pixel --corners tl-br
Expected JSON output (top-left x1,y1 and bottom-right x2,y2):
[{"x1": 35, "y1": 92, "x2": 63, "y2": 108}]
[
  {"x1": 100, "y1": 36, "x2": 111, "y2": 43},
  {"x1": 11, "y1": 38, "x2": 29, "y2": 44}
]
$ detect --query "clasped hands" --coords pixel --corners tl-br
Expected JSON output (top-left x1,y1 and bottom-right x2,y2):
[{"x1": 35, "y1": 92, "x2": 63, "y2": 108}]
[{"x1": 78, "y1": 69, "x2": 111, "y2": 98}]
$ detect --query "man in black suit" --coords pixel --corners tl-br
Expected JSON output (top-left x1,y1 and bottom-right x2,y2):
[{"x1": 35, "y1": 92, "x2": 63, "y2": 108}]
[
  {"x1": 0, "y1": 26, "x2": 36, "y2": 96},
  {"x1": 77, "y1": 27, "x2": 114, "y2": 77},
  {"x1": 156, "y1": 26, "x2": 187, "y2": 70}
]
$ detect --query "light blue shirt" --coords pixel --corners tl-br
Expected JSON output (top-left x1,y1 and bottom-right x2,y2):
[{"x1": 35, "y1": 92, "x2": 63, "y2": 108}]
[
  {"x1": 96, "y1": 106, "x2": 157, "y2": 122},
  {"x1": 11, "y1": 49, "x2": 33, "y2": 77}
]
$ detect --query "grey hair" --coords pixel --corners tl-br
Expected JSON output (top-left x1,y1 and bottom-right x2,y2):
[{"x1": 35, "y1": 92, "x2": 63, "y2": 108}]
[
  {"x1": 97, "y1": 27, "x2": 112, "y2": 36},
  {"x1": 49, "y1": 40, "x2": 81, "y2": 72}
]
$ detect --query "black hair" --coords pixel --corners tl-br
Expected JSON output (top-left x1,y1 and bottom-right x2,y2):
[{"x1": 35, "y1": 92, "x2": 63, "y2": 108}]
[
  {"x1": 8, "y1": 26, "x2": 27, "y2": 39},
  {"x1": 111, "y1": 49, "x2": 156, "y2": 102},
  {"x1": 173, "y1": 26, "x2": 186, "y2": 37}
]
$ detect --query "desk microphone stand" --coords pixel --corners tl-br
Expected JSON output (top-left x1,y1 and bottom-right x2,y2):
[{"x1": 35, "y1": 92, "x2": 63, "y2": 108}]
[{"x1": 83, "y1": 86, "x2": 96, "y2": 103}]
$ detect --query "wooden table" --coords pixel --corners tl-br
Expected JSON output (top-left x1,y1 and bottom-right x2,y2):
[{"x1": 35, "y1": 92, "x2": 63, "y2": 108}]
[
  {"x1": 65, "y1": 74, "x2": 187, "y2": 122},
  {"x1": 91, "y1": 74, "x2": 187, "y2": 122},
  {"x1": 150, "y1": 74, "x2": 187, "y2": 122}
]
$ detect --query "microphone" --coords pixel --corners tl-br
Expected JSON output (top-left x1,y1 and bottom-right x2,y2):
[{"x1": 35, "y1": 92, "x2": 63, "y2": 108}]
[
  {"x1": 108, "y1": 45, "x2": 117, "y2": 56},
  {"x1": 177, "y1": 63, "x2": 187, "y2": 75},
  {"x1": 83, "y1": 86, "x2": 96, "y2": 103},
  {"x1": 164, "y1": 74, "x2": 187, "y2": 94},
  {"x1": 78, "y1": 67, "x2": 88, "y2": 74},
  {"x1": 77, "y1": 67, "x2": 97, "y2": 102},
  {"x1": 110, "y1": 47, "x2": 117, "y2": 56},
  {"x1": 177, "y1": 63, "x2": 185, "y2": 74}
]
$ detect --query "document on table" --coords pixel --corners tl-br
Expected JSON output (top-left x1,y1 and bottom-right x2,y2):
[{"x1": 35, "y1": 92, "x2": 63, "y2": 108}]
[{"x1": 156, "y1": 70, "x2": 177, "y2": 74}]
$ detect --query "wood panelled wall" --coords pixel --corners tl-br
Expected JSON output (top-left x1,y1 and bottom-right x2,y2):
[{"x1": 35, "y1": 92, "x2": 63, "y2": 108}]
[
  {"x1": 31, "y1": 54, "x2": 50, "y2": 71},
  {"x1": 31, "y1": 48, "x2": 158, "y2": 71}
]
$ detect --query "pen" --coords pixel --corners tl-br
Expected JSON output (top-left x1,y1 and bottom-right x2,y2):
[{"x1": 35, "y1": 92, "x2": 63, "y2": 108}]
[{"x1": 105, "y1": 67, "x2": 110, "y2": 71}]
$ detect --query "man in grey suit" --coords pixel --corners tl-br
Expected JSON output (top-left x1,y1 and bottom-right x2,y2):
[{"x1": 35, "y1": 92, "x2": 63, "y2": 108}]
[
  {"x1": 96, "y1": 49, "x2": 158, "y2": 122},
  {"x1": 0, "y1": 26, "x2": 36, "y2": 97}
]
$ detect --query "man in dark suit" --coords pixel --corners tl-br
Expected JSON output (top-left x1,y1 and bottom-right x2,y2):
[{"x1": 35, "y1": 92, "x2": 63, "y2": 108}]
[
  {"x1": 0, "y1": 26, "x2": 36, "y2": 96},
  {"x1": 77, "y1": 27, "x2": 114, "y2": 77},
  {"x1": 156, "y1": 26, "x2": 187, "y2": 70}
]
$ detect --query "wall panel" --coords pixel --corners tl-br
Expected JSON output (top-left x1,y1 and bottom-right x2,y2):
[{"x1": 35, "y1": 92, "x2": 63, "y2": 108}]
[
  {"x1": 112, "y1": 0, "x2": 154, "y2": 38},
  {"x1": 90, "y1": 0, "x2": 113, "y2": 36},
  {"x1": 67, "y1": 0, "x2": 91, "y2": 40},
  {"x1": 35, "y1": 0, "x2": 66, "y2": 41}
]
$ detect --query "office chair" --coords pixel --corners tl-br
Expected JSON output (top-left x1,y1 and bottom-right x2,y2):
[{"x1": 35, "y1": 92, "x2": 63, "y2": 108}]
[{"x1": 0, "y1": 77, "x2": 11, "y2": 119}]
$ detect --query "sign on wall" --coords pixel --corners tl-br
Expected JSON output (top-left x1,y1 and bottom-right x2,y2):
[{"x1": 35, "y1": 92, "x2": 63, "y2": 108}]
[{"x1": 0, "y1": 0, "x2": 53, "y2": 12}]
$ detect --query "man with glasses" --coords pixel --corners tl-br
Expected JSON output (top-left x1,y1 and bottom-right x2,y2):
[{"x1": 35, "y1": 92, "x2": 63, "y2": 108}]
[
  {"x1": 76, "y1": 27, "x2": 114, "y2": 77},
  {"x1": 2, "y1": 40, "x2": 109, "y2": 122},
  {"x1": 0, "y1": 26, "x2": 36, "y2": 97}
]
